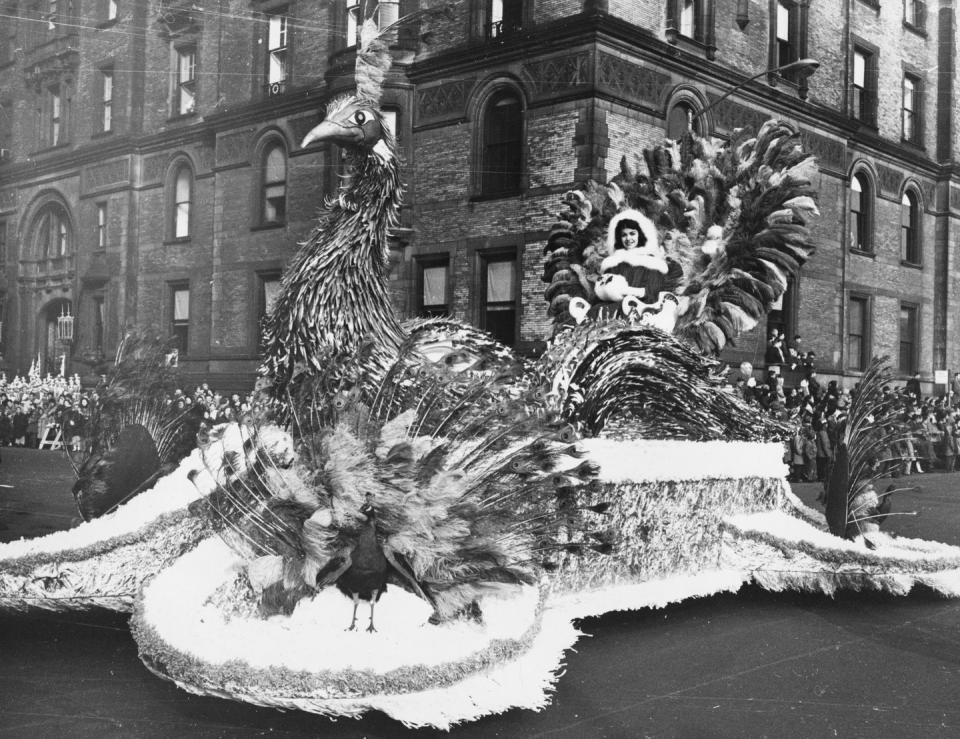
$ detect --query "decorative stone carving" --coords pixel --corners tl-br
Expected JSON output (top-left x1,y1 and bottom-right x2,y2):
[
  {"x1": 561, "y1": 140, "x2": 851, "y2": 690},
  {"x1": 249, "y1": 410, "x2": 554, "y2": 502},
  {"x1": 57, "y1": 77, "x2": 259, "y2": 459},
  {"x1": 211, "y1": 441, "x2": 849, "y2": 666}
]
[
  {"x1": 949, "y1": 184, "x2": 960, "y2": 212},
  {"x1": 876, "y1": 165, "x2": 902, "y2": 197},
  {"x1": 142, "y1": 153, "x2": 168, "y2": 185},
  {"x1": 523, "y1": 53, "x2": 591, "y2": 97},
  {"x1": 216, "y1": 129, "x2": 253, "y2": 166},
  {"x1": 0, "y1": 189, "x2": 14, "y2": 211},
  {"x1": 797, "y1": 129, "x2": 846, "y2": 174},
  {"x1": 416, "y1": 80, "x2": 474, "y2": 122},
  {"x1": 596, "y1": 52, "x2": 670, "y2": 107},
  {"x1": 710, "y1": 99, "x2": 768, "y2": 137},
  {"x1": 82, "y1": 158, "x2": 131, "y2": 194}
]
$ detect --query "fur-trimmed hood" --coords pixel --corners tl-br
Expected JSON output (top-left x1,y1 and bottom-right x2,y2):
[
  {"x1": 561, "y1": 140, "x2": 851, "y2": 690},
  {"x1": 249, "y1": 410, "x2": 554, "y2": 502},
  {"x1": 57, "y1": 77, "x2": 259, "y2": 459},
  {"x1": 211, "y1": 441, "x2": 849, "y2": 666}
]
[{"x1": 606, "y1": 209, "x2": 659, "y2": 254}]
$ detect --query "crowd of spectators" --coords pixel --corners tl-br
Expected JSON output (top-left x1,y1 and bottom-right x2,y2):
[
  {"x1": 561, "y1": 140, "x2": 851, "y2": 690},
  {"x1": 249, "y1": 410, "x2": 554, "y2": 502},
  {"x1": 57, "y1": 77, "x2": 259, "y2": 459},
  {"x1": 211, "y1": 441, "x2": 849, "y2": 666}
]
[
  {"x1": 731, "y1": 329, "x2": 960, "y2": 483},
  {"x1": 0, "y1": 371, "x2": 266, "y2": 453}
]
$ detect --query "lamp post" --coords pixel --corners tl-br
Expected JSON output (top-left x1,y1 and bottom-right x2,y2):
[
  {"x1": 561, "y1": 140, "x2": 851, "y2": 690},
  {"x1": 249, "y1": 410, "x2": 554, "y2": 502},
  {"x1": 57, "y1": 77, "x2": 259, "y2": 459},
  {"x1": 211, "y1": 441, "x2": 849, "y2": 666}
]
[{"x1": 693, "y1": 58, "x2": 820, "y2": 121}]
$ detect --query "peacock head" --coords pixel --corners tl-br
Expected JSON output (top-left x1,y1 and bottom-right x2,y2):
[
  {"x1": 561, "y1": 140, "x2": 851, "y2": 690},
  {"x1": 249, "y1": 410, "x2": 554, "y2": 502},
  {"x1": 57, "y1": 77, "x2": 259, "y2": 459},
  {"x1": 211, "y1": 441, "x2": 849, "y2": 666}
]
[{"x1": 301, "y1": 95, "x2": 394, "y2": 160}]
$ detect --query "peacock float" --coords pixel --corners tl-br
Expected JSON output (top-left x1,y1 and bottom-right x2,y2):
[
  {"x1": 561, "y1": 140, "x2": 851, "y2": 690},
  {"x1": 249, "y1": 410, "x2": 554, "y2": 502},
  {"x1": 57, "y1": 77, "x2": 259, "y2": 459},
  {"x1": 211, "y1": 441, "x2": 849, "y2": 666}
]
[{"x1": 3, "y1": 8, "x2": 960, "y2": 729}]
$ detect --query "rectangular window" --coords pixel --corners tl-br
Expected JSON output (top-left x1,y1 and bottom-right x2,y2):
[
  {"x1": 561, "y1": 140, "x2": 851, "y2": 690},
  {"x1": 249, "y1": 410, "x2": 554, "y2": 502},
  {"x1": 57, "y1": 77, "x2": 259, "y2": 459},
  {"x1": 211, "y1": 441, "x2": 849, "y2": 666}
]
[
  {"x1": 416, "y1": 257, "x2": 449, "y2": 317},
  {"x1": 107, "y1": 0, "x2": 117, "y2": 20},
  {"x1": 903, "y1": 74, "x2": 921, "y2": 144},
  {"x1": 852, "y1": 47, "x2": 878, "y2": 126},
  {"x1": 776, "y1": 2, "x2": 794, "y2": 68},
  {"x1": 266, "y1": 12, "x2": 288, "y2": 93},
  {"x1": 175, "y1": 46, "x2": 196, "y2": 116},
  {"x1": 100, "y1": 68, "x2": 113, "y2": 132},
  {"x1": 93, "y1": 295, "x2": 105, "y2": 355},
  {"x1": 488, "y1": 0, "x2": 523, "y2": 40},
  {"x1": 680, "y1": 0, "x2": 699, "y2": 38},
  {"x1": 257, "y1": 272, "x2": 282, "y2": 348},
  {"x1": 899, "y1": 304, "x2": 918, "y2": 374},
  {"x1": 171, "y1": 285, "x2": 190, "y2": 355},
  {"x1": 96, "y1": 202, "x2": 107, "y2": 249},
  {"x1": 346, "y1": 0, "x2": 359, "y2": 46},
  {"x1": 767, "y1": 279, "x2": 794, "y2": 342},
  {"x1": 847, "y1": 295, "x2": 869, "y2": 371},
  {"x1": 50, "y1": 85, "x2": 61, "y2": 146},
  {"x1": 480, "y1": 251, "x2": 517, "y2": 346},
  {"x1": 905, "y1": 0, "x2": 926, "y2": 29}
]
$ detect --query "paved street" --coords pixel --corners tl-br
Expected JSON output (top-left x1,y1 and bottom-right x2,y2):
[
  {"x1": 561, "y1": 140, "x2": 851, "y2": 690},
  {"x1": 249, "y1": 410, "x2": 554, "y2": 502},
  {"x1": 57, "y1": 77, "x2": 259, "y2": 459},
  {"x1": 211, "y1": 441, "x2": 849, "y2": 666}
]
[{"x1": 1, "y1": 447, "x2": 960, "y2": 737}]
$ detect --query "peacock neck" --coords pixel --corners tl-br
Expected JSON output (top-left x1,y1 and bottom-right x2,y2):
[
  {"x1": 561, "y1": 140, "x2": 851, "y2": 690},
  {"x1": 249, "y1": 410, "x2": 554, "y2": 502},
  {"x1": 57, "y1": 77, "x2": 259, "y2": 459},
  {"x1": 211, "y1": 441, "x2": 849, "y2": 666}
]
[{"x1": 320, "y1": 146, "x2": 405, "y2": 354}]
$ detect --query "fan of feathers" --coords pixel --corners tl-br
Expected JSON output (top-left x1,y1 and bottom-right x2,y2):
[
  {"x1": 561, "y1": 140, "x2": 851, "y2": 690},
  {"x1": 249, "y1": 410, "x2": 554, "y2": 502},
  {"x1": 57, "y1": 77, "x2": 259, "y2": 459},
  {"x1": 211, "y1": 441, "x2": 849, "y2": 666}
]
[
  {"x1": 542, "y1": 119, "x2": 819, "y2": 355},
  {"x1": 70, "y1": 332, "x2": 203, "y2": 521},
  {"x1": 197, "y1": 344, "x2": 613, "y2": 623}
]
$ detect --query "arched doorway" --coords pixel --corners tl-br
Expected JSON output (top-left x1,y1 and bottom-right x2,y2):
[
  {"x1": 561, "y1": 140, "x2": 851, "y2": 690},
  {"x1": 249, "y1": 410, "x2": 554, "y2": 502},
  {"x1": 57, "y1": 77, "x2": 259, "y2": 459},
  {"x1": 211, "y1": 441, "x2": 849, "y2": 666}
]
[{"x1": 39, "y1": 299, "x2": 73, "y2": 376}]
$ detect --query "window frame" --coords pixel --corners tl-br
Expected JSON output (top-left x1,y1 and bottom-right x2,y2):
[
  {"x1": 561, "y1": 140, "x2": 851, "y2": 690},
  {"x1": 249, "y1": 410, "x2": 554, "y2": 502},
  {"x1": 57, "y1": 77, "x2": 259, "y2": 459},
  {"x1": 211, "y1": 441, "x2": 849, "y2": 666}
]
[
  {"x1": 902, "y1": 71, "x2": 923, "y2": 145},
  {"x1": 900, "y1": 189, "x2": 922, "y2": 266},
  {"x1": 173, "y1": 45, "x2": 197, "y2": 117},
  {"x1": 486, "y1": 0, "x2": 524, "y2": 41},
  {"x1": 478, "y1": 247, "x2": 519, "y2": 347},
  {"x1": 264, "y1": 9, "x2": 289, "y2": 95},
  {"x1": 766, "y1": 278, "x2": 796, "y2": 346},
  {"x1": 95, "y1": 201, "x2": 107, "y2": 250},
  {"x1": 898, "y1": 302, "x2": 919, "y2": 375},
  {"x1": 847, "y1": 293, "x2": 871, "y2": 372},
  {"x1": 92, "y1": 293, "x2": 106, "y2": 356},
  {"x1": 666, "y1": 0, "x2": 716, "y2": 57},
  {"x1": 33, "y1": 204, "x2": 71, "y2": 260},
  {"x1": 168, "y1": 161, "x2": 193, "y2": 241},
  {"x1": 851, "y1": 43, "x2": 879, "y2": 127},
  {"x1": 257, "y1": 139, "x2": 287, "y2": 227},
  {"x1": 477, "y1": 88, "x2": 524, "y2": 199},
  {"x1": 170, "y1": 282, "x2": 190, "y2": 357},
  {"x1": 904, "y1": 0, "x2": 926, "y2": 32},
  {"x1": 99, "y1": 66, "x2": 113, "y2": 133},
  {"x1": 849, "y1": 171, "x2": 874, "y2": 254},
  {"x1": 256, "y1": 270, "x2": 282, "y2": 349},
  {"x1": 415, "y1": 254, "x2": 451, "y2": 318}
]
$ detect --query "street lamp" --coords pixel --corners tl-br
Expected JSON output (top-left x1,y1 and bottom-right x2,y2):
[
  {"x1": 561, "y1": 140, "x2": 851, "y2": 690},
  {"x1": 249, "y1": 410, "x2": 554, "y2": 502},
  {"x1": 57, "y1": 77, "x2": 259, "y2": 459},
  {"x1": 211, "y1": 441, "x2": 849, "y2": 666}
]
[{"x1": 693, "y1": 58, "x2": 820, "y2": 121}]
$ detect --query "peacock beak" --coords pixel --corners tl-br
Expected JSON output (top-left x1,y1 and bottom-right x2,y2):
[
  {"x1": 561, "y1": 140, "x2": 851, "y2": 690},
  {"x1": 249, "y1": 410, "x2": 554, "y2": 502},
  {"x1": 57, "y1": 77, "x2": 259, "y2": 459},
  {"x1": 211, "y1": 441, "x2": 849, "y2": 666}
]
[{"x1": 300, "y1": 119, "x2": 363, "y2": 149}]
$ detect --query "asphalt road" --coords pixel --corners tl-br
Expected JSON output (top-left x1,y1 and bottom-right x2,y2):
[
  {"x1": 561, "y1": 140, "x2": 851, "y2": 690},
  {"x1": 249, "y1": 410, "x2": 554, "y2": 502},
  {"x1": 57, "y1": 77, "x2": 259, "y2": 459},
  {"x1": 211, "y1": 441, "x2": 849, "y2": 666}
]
[{"x1": 1, "y1": 447, "x2": 960, "y2": 738}]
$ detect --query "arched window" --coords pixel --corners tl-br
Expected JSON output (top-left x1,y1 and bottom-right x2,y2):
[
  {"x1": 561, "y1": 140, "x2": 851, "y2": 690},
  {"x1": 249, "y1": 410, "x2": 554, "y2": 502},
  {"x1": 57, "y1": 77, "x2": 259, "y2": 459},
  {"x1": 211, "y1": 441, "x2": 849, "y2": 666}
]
[
  {"x1": 849, "y1": 173, "x2": 873, "y2": 252},
  {"x1": 480, "y1": 90, "x2": 523, "y2": 197},
  {"x1": 666, "y1": 101, "x2": 704, "y2": 139},
  {"x1": 901, "y1": 190, "x2": 921, "y2": 265},
  {"x1": 260, "y1": 142, "x2": 287, "y2": 225},
  {"x1": 171, "y1": 163, "x2": 192, "y2": 239},
  {"x1": 32, "y1": 204, "x2": 71, "y2": 260}
]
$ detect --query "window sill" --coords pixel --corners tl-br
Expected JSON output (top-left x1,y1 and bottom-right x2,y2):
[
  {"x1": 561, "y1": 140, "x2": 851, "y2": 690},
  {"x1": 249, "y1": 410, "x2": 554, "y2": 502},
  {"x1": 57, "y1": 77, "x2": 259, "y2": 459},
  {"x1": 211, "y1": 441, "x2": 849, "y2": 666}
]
[
  {"x1": 856, "y1": 0, "x2": 880, "y2": 11},
  {"x1": 471, "y1": 191, "x2": 524, "y2": 203},
  {"x1": 250, "y1": 221, "x2": 286, "y2": 232},
  {"x1": 163, "y1": 237, "x2": 192, "y2": 245},
  {"x1": 665, "y1": 31, "x2": 715, "y2": 60},
  {"x1": 166, "y1": 112, "x2": 197, "y2": 123},
  {"x1": 900, "y1": 137, "x2": 925, "y2": 151},
  {"x1": 903, "y1": 21, "x2": 927, "y2": 38},
  {"x1": 30, "y1": 142, "x2": 72, "y2": 156},
  {"x1": 849, "y1": 248, "x2": 876, "y2": 258},
  {"x1": 96, "y1": 17, "x2": 118, "y2": 29},
  {"x1": 900, "y1": 259, "x2": 923, "y2": 270},
  {"x1": 91, "y1": 130, "x2": 114, "y2": 140}
]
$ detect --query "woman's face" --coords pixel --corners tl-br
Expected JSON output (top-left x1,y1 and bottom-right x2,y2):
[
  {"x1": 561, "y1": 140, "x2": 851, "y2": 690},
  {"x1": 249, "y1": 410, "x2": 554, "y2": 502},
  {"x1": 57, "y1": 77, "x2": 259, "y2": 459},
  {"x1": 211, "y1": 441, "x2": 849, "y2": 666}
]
[{"x1": 620, "y1": 227, "x2": 640, "y2": 249}]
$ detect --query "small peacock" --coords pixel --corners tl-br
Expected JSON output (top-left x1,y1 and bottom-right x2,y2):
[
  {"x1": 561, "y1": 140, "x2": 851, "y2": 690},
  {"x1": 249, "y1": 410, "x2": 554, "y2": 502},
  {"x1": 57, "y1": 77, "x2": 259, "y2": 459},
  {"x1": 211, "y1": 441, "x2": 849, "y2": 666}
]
[{"x1": 201, "y1": 343, "x2": 608, "y2": 626}]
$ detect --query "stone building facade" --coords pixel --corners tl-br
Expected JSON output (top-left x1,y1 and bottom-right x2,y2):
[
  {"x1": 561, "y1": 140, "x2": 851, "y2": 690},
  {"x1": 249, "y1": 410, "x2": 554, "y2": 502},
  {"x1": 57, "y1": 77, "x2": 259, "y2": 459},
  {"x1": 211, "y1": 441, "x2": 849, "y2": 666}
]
[{"x1": 0, "y1": 0, "x2": 958, "y2": 391}]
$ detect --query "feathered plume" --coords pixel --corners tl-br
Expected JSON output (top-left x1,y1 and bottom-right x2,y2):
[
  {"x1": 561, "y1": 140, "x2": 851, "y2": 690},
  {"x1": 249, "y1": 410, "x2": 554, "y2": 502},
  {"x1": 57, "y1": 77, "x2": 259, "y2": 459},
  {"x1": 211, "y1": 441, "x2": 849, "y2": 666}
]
[
  {"x1": 355, "y1": 13, "x2": 392, "y2": 104},
  {"x1": 545, "y1": 120, "x2": 818, "y2": 355},
  {"x1": 538, "y1": 321, "x2": 789, "y2": 441},
  {"x1": 824, "y1": 357, "x2": 915, "y2": 541},
  {"x1": 71, "y1": 332, "x2": 202, "y2": 521}
]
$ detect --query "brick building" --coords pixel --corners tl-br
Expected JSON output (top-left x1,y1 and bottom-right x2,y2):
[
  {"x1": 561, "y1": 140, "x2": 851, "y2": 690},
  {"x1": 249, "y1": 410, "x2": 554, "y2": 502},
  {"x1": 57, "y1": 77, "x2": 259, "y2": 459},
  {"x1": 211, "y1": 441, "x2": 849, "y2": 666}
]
[{"x1": 0, "y1": 0, "x2": 958, "y2": 392}]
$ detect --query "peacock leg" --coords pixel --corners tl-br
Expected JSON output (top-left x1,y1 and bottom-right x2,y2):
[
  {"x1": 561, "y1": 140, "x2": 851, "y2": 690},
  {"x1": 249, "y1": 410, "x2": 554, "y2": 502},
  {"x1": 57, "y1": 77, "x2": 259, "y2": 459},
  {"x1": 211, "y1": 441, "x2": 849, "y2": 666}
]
[
  {"x1": 366, "y1": 590, "x2": 379, "y2": 633},
  {"x1": 346, "y1": 593, "x2": 360, "y2": 631}
]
